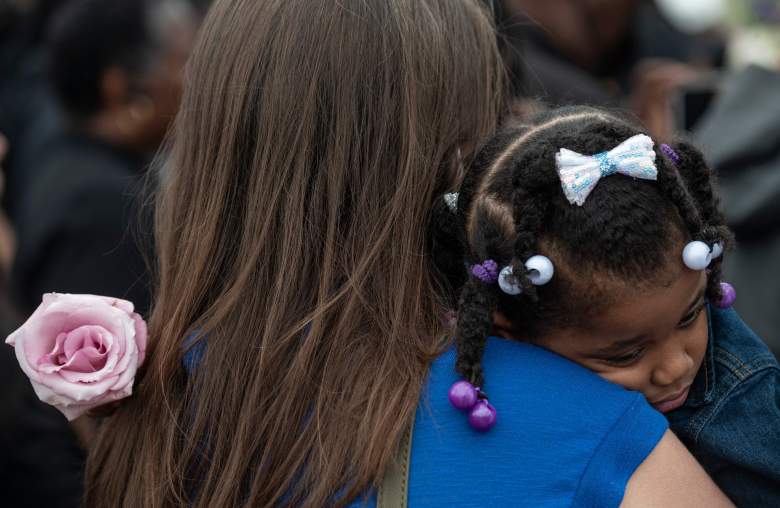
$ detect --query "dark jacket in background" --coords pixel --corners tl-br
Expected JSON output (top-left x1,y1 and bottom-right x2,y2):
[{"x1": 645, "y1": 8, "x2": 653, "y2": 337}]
[
  {"x1": 508, "y1": 3, "x2": 723, "y2": 107},
  {"x1": 1, "y1": 315, "x2": 85, "y2": 508},
  {"x1": 0, "y1": 0, "x2": 68, "y2": 222},
  {"x1": 694, "y1": 64, "x2": 780, "y2": 356},
  {"x1": 10, "y1": 130, "x2": 153, "y2": 316}
]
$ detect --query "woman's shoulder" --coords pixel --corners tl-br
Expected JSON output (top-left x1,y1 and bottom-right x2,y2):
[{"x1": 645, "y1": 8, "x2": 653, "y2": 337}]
[
  {"x1": 404, "y1": 337, "x2": 667, "y2": 507},
  {"x1": 428, "y1": 336, "x2": 648, "y2": 415}
]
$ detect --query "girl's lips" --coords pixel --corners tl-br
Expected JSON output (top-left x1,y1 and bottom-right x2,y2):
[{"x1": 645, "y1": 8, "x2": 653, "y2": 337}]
[{"x1": 652, "y1": 385, "x2": 691, "y2": 413}]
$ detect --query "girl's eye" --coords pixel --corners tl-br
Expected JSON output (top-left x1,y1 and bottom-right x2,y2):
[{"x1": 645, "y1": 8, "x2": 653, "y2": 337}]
[
  {"x1": 605, "y1": 348, "x2": 645, "y2": 367},
  {"x1": 678, "y1": 303, "x2": 704, "y2": 329}
]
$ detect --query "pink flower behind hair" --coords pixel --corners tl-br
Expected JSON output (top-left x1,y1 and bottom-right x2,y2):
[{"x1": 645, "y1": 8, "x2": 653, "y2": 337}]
[{"x1": 5, "y1": 293, "x2": 147, "y2": 420}]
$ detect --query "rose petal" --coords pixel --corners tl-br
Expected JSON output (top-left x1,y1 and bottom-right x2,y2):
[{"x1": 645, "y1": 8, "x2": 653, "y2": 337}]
[
  {"x1": 28, "y1": 377, "x2": 74, "y2": 408},
  {"x1": 19, "y1": 311, "x2": 71, "y2": 366},
  {"x1": 56, "y1": 307, "x2": 127, "y2": 344},
  {"x1": 111, "y1": 379, "x2": 134, "y2": 399},
  {"x1": 65, "y1": 326, "x2": 110, "y2": 365},
  {"x1": 63, "y1": 326, "x2": 99, "y2": 359},
  {"x1": 6, "y1": 292, "x2": 66, "y2": 347},
  {"x1": 66, "y1": 348, "x2": 103, "y2": 372},
  {"x1": 58, "y1": 403, "x2": 91, "y2": 421},
  {"x1": 50, "y1": 307, "x2": 129, "y2": 378},
  {"x1": 109, "y1": 347, "x2": 139, "y2": 392},
  {"x1": 107, "y1": 297, "x2": 135, "y2": 314},
  {"x1": 42, "y1": 295, "x2": 130, "y2": 332},
  {"x1": 35, "y1": 371, "x2": 121, "y2": 402},
  {"x1": 106, "y1": 317, "x2": 137, "y2": 381},
  {"x1": 57, "y1": 347, "x2": 118, "y2": 384},
  {"x1": 38, "y1": 326, "x2": 118, "y2": 382},
  {"x1": 11, "y1": 331, "x2": 46, "y2": 384},
  {"x1": 37, "y1": 332, "x2": 69, "y2": 368},
  {"x1": 69, "y1": 344, "x2": 106, "y2": 370},
  {"x1": 133, "y1": 313, "x2": 147, "y2": 366},
  {"x1": 61, "y1": 384, "x2": 135, "y2": 420}
]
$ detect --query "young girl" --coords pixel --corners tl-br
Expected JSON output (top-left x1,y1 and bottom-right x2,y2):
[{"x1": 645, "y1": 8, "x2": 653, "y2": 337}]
[{"x1": 446, "y1": 106, "x2": 780, "y2": 506}]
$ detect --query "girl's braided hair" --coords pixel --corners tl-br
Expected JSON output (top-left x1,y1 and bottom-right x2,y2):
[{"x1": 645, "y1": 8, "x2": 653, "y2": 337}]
[{"x1": 432, "y1": 106, "x2": 733, "y2": 389}]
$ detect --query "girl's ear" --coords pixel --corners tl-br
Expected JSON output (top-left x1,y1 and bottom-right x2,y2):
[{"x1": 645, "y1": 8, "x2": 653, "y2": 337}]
[{"x1": 430, "y1": 194, "x2": 467, "y2": 307}]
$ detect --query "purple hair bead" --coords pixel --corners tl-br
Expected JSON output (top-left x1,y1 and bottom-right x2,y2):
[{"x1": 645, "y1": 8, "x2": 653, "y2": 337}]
[
  {"x1": 448, "y1": 380, "x2": 478, "y2": 410},
  {"x1": 471, "y1": 259, "x2": 499, "y2": 284},
  {"x1": 716, "y1": 282, "x2": 736, "y2": 309},
  {"x1": 660, "y1": 144, "x2": 680, "y2": 165},
  {"x1": 468, "y1": 400, "x2": 497, "y2": 432}
]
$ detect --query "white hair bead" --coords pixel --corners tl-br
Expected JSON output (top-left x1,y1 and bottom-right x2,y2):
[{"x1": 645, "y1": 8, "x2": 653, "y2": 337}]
[
  {"x1": 711, "y1": 242, "x2": 723, "y2": 260},
  {"x1": 443, "y1": 192, "x2": 458, "y2": 212},
  {"x1": 498, "y1": 265, "x2": 522, "y2": 295},
  {"x1": 682, "y1": 240, "x2": 712, "y2": 270},
  {"x1": 525, "y1": 255, "x2": 554, "y2": 285}
]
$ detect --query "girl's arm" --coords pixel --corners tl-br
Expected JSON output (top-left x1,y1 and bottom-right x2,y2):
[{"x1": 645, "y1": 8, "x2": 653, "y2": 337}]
[{"x1": 622, "y1": 430, "x2": 733, "y2": 507}]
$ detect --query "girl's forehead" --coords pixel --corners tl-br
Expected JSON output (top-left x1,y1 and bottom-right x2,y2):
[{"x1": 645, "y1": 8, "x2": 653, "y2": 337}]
[{"x1": 576, "y1": 267, "x2": 706, "y2": 340}]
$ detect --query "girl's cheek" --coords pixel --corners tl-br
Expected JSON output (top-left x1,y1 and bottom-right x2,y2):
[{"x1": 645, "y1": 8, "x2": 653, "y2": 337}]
[
  {"x1": 695, "y1": 309, "x2": 708, "y2": 343},
  {"x1": 595, "y1": 367, "x2": 649, "y2": 395},
  {"x1": 684, "y1": 310, "x2": 709, "y2": 368}
]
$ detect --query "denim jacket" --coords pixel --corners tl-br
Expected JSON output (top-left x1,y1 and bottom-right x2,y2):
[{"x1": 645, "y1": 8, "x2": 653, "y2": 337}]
[{"x1": 667, "y1": 306, "x2": 780, "y2": 507}]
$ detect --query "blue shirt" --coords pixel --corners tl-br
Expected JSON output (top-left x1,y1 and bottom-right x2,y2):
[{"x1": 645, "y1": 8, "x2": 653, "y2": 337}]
[
  {"x1": 667, "y1": 306, "x2": 780, "y2": 506},
  {"x1": 349, "y1": 337, "x2": 667, "y2": 508},
  {"x1": 183, "y1": 336, "x2": 666, "y2": 507}
]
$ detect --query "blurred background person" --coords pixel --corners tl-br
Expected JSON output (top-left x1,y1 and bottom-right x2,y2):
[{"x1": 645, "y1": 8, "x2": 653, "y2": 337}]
[
  {"x1": 491, "y1": 0, "x2": 725, "y2": 111},
  {"x1": 9, "y1": 0, "x2": 198, "y2": 316},
  {"x1": 1, "y1": 126, "x2": 84, "y2": 508},
  {"x1": 689, "y1": 0, "x2": 780, "y2": 357},
  {"x1": 0, "y1": 133, "x2": 14, "y2": 272},
  {"x1": 2, "y1": 1, "x2": 200, "y2": 504},
  {"x1": 2, "y1": 0, "x2": 200, "y2": 504},
  {"x1": 633, "y1": 0, "x2": 780, "y2": 355},
  {"x1": 0, "y1": 0, "x2": 69, "y2": 223}
]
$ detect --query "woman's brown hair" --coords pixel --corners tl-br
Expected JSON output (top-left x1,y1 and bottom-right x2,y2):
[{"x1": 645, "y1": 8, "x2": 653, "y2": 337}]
[{"x1": 85, "y1": 0, "x2": 506, "y2": 506}]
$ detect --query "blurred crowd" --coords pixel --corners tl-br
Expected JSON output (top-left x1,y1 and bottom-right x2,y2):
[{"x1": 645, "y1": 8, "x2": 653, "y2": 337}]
[{"x1": 1, "y1": 0, "x2": 779, "y2": 506}]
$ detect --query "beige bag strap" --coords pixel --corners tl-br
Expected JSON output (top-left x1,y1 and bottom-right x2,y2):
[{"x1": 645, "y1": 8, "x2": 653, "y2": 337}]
[{"x1": 376, "y1": 410, "x2": 415, "y2": 508}]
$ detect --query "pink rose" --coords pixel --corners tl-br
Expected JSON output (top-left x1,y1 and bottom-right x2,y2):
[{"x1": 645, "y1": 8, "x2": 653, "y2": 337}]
[{"x1": 5, "y1": 293, "x2": 147, "y2": 420}]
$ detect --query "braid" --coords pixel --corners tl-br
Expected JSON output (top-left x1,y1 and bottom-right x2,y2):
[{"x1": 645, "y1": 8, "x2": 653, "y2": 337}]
[
  {"x1": 432, "y1": 128, "x2": 527, "y2": 308},
  {"x1": 457, "y1": 127, "x2": 526, "y2": 232},
  {"x1": 447, "y1": 129, "x2": 538, "y2": 389},
  {"x1": 705, "y1": 247, "x2": 726, "y2": 302},
  {"x1": 454, "y1": 277, "x2": 497, "y2": 388},
  {"x1": 672, "y1": 141, "x2": 726, "y2": 228},
  {"x1": 663, "y1": 140, "x2": 735, "y2": 301},
  {"x1": 510, "y1": 171, "x2": 554, "y2": 301},
  {"x1": 654, "y1": 154, "x2": 705, "y2": 241},
  {"x1": 430, "y1": 195, "x2": 467, "y2": 307}
]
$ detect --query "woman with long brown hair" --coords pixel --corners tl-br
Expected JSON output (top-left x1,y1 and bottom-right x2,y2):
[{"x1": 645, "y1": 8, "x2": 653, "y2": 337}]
[{"x1": 85, "y1": 1, "x2": 730, "y2": 506}]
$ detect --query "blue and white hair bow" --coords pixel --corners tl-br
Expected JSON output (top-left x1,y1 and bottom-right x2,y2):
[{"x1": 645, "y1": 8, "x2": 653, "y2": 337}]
[{"x1": 555, "y1": 134, "x2": 658, "y2": 206}]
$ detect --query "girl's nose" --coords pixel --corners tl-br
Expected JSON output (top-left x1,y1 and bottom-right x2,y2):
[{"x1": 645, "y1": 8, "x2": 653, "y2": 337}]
[{"x1": 651, "y1": 341, "x2": 693, "y2": 387}]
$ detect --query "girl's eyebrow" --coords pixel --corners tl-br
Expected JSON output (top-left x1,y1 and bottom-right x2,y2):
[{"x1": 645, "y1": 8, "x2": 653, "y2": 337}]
[{"x1": 682, "y1": 284, "x2": 707, "y2": 317}]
